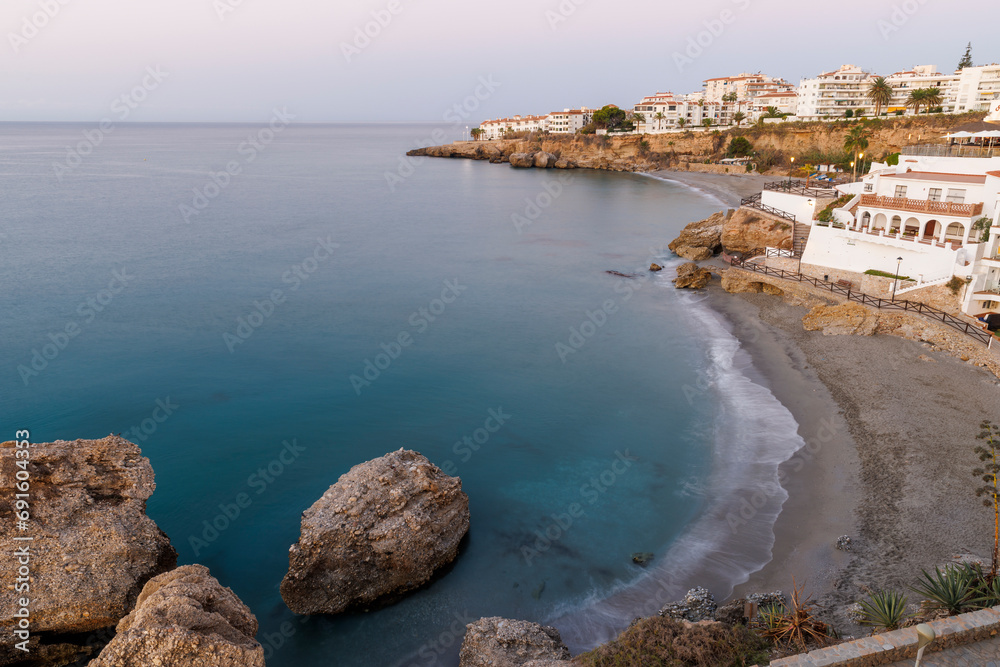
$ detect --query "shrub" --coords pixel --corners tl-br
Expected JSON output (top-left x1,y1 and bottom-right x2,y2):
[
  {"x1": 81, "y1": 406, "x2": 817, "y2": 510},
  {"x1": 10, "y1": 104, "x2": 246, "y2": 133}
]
[
  {"x1": 858, "y1": 590, "x2": 912, "y2": 631},
  {"x1": 911, "y1": 565, "x2": 976, "y2": 615},
  {"x1": 757, "y1": 583, "x2": 830, "y2": 650},
  {"x1": 639, "y1": 139, "x2": 651, "y2": 154},
  {"x1": 816, "y1": 195, "x2": 854, "y2": 222},
  {"x1": 577, "y1": 616, "x2": 771, "y2": 667},
  {"x1": 727, "y1": 136, "x2": 754, "y2": 158},
  {"x1": 946, "y1": 276, "x2": 965, "y2": 295},
  {"x1": 864, "y1": 269, "x2": 913, "y2": 281},
  {"x1": 896, "y1": 110, "x2": 905, "y2": 116}
]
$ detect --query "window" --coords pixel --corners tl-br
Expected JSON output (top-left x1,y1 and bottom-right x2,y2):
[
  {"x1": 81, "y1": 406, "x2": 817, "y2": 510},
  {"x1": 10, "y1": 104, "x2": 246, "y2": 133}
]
[
  {"x1": 894, "y1": 185, "x2": 908, "y2": 198},
  {"x1": 864, "y1": 183, "x2": 873, "y2": 192},
  {"x1": 928, "y1": 188, "x2": 942, "y2": 202},
  {"x1": 946, "y1": 189, "x2": 966, "y2": 204}
]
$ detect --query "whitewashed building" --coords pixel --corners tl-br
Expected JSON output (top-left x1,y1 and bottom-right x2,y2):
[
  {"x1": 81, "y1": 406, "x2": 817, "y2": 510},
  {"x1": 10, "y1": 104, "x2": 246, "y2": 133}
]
[
  {"x1": 546, "y1": 108, "x2": 594, "y2": 134},
  {"x1": 884, "y1": 66, "x2": 959, "y2": 114},
  {"x1": 954, "y1": 64, "x2": 1000, "y2": 113},
  {"x1": 797, "y1": 65, "x2": 879, "y2": 119}
]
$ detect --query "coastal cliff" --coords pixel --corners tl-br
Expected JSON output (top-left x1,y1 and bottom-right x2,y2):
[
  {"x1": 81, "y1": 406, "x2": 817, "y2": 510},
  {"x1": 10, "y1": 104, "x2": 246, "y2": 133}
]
[{"x1": 408, "y1": 112, "x2": 987, "y2": 174}]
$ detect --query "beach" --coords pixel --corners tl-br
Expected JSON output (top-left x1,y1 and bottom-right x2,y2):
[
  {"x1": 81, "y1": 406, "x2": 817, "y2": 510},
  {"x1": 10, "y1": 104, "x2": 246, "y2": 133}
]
[
  {"x1": 709, "y1": 286, "x2": 1000, "y2": 630},
  {"x1": 649, "y1": 170, "x2": 776, "y2": 208}
]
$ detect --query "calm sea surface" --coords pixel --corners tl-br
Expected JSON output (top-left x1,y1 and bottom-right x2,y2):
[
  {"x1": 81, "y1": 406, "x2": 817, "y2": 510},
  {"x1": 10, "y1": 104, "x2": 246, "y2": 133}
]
[{"x1": 1, "y1": 123, "x2": 804, "y2": 666}]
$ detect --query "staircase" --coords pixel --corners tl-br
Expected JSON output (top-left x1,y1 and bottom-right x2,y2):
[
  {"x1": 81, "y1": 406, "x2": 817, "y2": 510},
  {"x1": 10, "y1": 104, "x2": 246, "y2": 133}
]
[{"x1": 792, "y1": 223, "x2": 811, "y2": 257}]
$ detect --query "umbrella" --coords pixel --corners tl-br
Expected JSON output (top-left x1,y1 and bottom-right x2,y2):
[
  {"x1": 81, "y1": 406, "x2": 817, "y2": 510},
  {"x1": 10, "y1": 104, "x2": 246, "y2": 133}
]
[
  {"x1": 951, "y1": 131, "x2": 975, "y2": 138},
  {"x1": 974, "y1": 130, "x2": 1000, "y2": 138}
]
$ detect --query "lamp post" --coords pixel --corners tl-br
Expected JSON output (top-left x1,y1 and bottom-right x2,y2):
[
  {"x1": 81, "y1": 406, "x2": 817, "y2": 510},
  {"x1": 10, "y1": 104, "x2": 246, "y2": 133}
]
[
  {"x1": 851, "y1": 160, "x2": 856, "y2": 182},
  {"x1": 892, "y1": 256, "x2": 903, "y2": 300},
  {"x1": 789, "y1": 156, "x2": 795, "y2": 188},
  {"x1": 913, "y1": 624, "x2": 936, "y2": 667}
]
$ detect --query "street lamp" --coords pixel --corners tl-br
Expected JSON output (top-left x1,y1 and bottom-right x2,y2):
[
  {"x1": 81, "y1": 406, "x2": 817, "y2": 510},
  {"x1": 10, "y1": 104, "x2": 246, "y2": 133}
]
[
  {"x1": 914, "y1": 624, "x2": 936, "y2": 667},
  {"x1": 857, "y1": 152, "x2": 864, "y2": 182},
  {"x1": 891, "y1": 256, "x2": 903, "y2": 300},
  {"x1": 789, "y1": 156, "x2": 795, "y2": 188}
]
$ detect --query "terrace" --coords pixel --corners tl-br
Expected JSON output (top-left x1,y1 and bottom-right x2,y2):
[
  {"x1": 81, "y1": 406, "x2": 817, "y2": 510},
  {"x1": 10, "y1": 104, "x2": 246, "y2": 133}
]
[{"x1": 858, "y1": 193, "x2": 984, "y2": 218}]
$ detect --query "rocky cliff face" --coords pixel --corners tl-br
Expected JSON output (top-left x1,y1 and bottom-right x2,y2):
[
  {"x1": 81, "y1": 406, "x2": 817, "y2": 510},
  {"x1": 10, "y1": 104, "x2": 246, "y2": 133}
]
[
  {"x1": 673, "y1": 263, "x2": 714, "y2": 289},
  {"x1": 280, "y1": 449, "x2": 470, "y2": 615},
  {"x1": 458, "y1": 618, "x2": 571, "y2": 667},
  {"x1": 668, "y1": 210, "x2": 732, "y2": 260},
  {"x1": 721, "y1": 207, "x2": 794, "y2": 257},
  {"x1": 0, "y1": 436, "x2": 177, "y2": 666},
  {"x1": 89, "y1": 565, "x2": 264, "y2": 667}
]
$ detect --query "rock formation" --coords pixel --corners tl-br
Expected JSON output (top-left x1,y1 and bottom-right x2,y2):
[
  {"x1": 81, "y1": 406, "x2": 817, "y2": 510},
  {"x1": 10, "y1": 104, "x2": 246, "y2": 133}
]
[
  {"x1": 89, "y1": 565, "x2": 264, "y2": 667},
  {"x1": 533, "y1": 152, "x2": 557, "y2": 168},
  {"x1": 721, "y1": 269, "x2": 786, "y2": 296},
  {"x1": 673, "y1": 263, "x2": 713, "y2": 289},
  {"x1": 458, "y1": 617, "x2": 572, "y2": 667},
  {"x1": 802, "y1": 302, "x2": 879, "y2": 336},
  {"x1": 280, "y1": 449, "x2": 470, "y2": 615},
  {"x1": 668, "y1": 210, "x2": 732, "y2": 260},
  {"x1": 0, "y1": 435, "x2": 176, "y2": 665},
  {"x1": 659, "y1": 587, "x2": 718, "y2": 622},
  {"x1": 509, "y1": 153, "x2": 536, "y2": 168},
  {"x1": 721, "y1": 207, "x2": 794, "y2": 257}
]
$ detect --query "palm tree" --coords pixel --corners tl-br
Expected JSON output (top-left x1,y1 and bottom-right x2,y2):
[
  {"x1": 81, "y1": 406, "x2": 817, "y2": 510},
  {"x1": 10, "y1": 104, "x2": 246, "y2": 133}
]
[
  {"x1": 702, "y1": 118, "x2": 713, "y2": 128},
  {"x1": 844, "y1": 125, "x2": 870, "y2": 180},
  {"x1": 907, "y1": 88, "x2": 929, "y2": 115},
  {"x1": 866, "y1": 76, "x2": 892, "y2": 117},
  {"x1": 677, "y1": 117, "x2": 687, "y2": 129},
  {"x1": 470, "y1": 128, "x2": 484, "y2": 141},
  {"x1": 733, "y1": 111, "x2": 746, "y2": 127},
  {"x1": 654, "y1": 112, "x2": 665, "y2": 132},
  {"x1": 922, "y1": 87, "x2": 943, "y2": 112},
  {"x1": 763, "y1": 106, "x2": 784, "y2": 119}
]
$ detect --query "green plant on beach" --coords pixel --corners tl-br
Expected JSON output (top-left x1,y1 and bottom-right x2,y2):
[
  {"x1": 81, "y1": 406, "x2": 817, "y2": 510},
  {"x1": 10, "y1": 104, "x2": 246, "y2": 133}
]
[
  {"x1": 757, "y1": 582, "x2": 830, "y2": 650},
  {"x1": 975, "y1": 420, "x2": 1000, "y2": 579},
  {"x1": 857, "y1": 590, "x2": 912, "y2": 631},
  {"x1": 910, "y1": 565, "x2": 976, "y2": 615}
]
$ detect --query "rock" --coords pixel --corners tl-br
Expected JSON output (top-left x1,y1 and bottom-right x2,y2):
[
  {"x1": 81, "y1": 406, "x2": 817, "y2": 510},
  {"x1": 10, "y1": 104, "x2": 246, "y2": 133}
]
[
  {"x1": 631, "y1": 552, "x2": 654, "y2": 565},
  {"x1": 89, "y1": 565, "x2": 264, "y2": 667},
  {"x1": 802, "y1": 303, "x2": 878, "y2": 337},
  {"x1": 553, "y1": 158, "x2": 575, "y2": 169},
  {"x1": 747, "y1": 591, "x2": 786, "y2": 611},
  {"x1": 0, "y1": 436, "x2": 176, "y2": 665},
  {"x1": 533, "y1": 152, "x2": 557, "y2": 168},
  {"x1": 836, "y1": 535, "x2": 853, "y2": 551},
  {"x1": 669, "y1": 210, "x2": 731, "y2": 259},
  {"x1": 673, "y1": 263, "x2": 713, "y2": 289},
  {"x1": 714, "y1": 598, "x2": 749, "y2": 625},
  {"x1": 280, "y1": 449, "x2": 470, "y2": 615},
  {"x1": 459, "y1": 617, "x2": 571, "y2": 667},
  {"x1": 509, "y1": 153, "x2": 536, "y2": 168},
  {"x1": 918, "y1": 354, "x2": 938, "y2": 363},
  {"x1": 649, "y1": 263, "x2": 663, "y2": 272},
  {"x1": 722, "y1": 207, "x2": 794, "y2": 257},
  {"x1": 659, "y1": 587, "x2": 718, "y2": 622}
]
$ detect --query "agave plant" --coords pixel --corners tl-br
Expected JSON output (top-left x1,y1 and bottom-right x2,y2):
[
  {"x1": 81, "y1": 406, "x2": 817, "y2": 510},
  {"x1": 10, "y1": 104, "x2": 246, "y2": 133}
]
[
  {"x1": 910, "y1": 566, "x2": 975, "y2": 615},
  {"x1": 758, "y1": 582, "x2": 830, "y2": 649},
  {"x1": 969, "y1": 567, "x2": 1000, "y2": 609},
  {"x1": 857, "y1": 590, "x2": 912, "y2": 631}
]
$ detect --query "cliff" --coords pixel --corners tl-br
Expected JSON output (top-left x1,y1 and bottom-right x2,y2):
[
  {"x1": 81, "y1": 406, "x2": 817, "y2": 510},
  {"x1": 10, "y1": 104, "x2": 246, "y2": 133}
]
[{"x1": 408, "y1": 112, "x2": 987, "y2": 174}]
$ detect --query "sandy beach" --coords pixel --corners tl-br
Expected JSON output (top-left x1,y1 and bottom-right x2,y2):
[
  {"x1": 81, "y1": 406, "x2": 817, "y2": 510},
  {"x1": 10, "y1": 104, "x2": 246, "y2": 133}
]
[
  {"x1": 708, "y1": 286, "x2": 1000, "y2": 632},
  {"x1": 649, "y1": 170, "x2": 776, "y2": 208}
]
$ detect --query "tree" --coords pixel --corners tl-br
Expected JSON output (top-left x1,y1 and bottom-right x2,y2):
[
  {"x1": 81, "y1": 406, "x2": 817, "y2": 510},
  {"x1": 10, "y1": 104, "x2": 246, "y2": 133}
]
[
  {"x1": 727, "y1": 136, "x2": 753, "y2": 158},
  {"x1": 763, "y1": 106, "x2": 784, "y2": 119},
  {"x1": 470, "y1": 128, "x2": 485, "y2": 141},
  {"x1": 677, "y1": 117, "x2": 687, "y2": 128},
  {"x1": 844, "y1": 125, "x2": 870, "y2": 178},
  {"x1": 975, "y1": 420, "x2": 1000, "y2": 579},
  {"x1": 907, "y1": 88, "x2": 929, "y2": 115},
  {"x1": 733, "y1": 111, "x2": 746, "y2": 127},
  {"x1": 866, "y1": 76, "x2": 893, "y2": 117},
  {"x1": 922, "y1": 87, "x2": 943, "y2": 112},
  {"x1": 592, "y1": 105, "x2": 631, "y2": 132},
  {"x1": 702, "y1": 118, "x2": 713, "y2": 128},
  {"x1": 654, "y1": 112, "x2": 665, "y2": 132},
  {"x1": 958, "y1": 42, "x2": 974, "y2": 70}
]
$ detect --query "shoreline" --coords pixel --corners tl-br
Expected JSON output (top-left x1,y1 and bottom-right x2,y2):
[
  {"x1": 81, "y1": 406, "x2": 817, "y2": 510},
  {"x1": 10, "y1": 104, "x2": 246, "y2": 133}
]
[
  {"x1": 645, "y1": 170, "x2": 775, "y2": 209},
  {"x1": 705, "y1": 284, "x2": 999, "y2": 631}
]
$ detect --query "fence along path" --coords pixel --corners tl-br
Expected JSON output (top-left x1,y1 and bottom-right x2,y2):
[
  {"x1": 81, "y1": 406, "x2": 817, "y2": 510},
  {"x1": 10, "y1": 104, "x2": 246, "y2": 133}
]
[{"x1": 728, "y1": 257, "x2": 994, "y2": 346}]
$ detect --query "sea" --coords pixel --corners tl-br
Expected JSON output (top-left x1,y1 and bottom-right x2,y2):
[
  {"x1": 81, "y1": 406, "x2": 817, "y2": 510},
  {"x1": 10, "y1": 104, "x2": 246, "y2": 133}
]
[{"x1": 0, "y1": 123, "x2": 806, "y2": 666}]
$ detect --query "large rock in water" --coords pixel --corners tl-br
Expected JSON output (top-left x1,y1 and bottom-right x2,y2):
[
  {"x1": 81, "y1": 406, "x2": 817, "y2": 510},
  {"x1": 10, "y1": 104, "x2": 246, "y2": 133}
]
[
  {"x1": 533, "y1": 152, "x2": 557, "y2": 168},
  {"x1": 459, "y1": 617, "x2": 572, "y2": 667},
  {"x1": 89, "y1": 565, "x2": 264, "y2": 667},
  {"x1": 0, "y1": 435, "x2": 176, "y2": 665},
  {"x1": 668, "y1": 210, "x2": 732, "y2": 260},
  {"x1": 280, "y1": 449, "x2": 470, "y2": 614},
  {"x1": 509, "y1": 153, "x2": 536, "y2": 168}
]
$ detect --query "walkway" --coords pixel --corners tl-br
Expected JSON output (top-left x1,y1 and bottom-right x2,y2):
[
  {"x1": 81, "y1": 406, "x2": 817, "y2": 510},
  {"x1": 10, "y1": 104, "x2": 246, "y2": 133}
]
[{"x1": 885, "y1": 636, "x2": 1000, "y2": 666}]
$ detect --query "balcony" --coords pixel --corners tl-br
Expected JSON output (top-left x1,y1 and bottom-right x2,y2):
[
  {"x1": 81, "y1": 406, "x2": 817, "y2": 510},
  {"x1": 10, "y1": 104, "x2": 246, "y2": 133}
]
[
  {"x1": 901, "y1": 144, "x2": 1000, "y2": 158},
  {"x1": 858, "y1": 194, "x2": 984, "y2": 218}
]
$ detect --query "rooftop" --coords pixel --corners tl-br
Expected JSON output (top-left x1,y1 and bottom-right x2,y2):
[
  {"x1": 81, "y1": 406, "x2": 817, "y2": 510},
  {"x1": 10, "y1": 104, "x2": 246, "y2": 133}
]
[{"x1": 884, "y1": 170, "x2": 987, "y2": 184}]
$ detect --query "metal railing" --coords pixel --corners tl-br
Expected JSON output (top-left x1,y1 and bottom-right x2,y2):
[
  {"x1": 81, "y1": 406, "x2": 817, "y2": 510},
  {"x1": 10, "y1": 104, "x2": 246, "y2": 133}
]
[
  {"x1": 764, "y1": 180, "x2": 842, "y2": 197},
  {"x1": 728, "y1": 258, "x2": 993, "y2": 346},
  {"x1": 901, "y1": 145, "x2": 1000, "y2": 158},
  {"x1": 739, "y1": 195, "x2": 797, "y2": 222}
]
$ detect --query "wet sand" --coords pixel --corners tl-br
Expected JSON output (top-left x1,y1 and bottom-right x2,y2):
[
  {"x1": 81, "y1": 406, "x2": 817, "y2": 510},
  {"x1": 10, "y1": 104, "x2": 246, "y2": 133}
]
[{"x1": 649, "y1": 170, "x2": 775, "y2": 208}]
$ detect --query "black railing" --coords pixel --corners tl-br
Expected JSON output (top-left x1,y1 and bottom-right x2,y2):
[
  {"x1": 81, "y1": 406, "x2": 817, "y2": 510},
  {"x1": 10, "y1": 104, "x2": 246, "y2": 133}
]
[
  {"x1": 764, "y1": 181, "x2": 841, "y2": 197},
  {"x1": 729, "y1": 258, "x2": 993, "y2": 346},
  {"x1": 738, "y1": 196, "x2": 797, "y2": 223}
]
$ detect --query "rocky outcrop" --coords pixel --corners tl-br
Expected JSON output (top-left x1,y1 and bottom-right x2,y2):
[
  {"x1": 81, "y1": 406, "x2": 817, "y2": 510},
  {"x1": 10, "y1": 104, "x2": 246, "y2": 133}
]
[
  {"x1": 458, "y1": 618, "x2": 571, "y2": 667},
  {"x1": 673, "y1": 263, "x2": 713, "y2": 289},
  {"x1": 721, "y1": 269, "x2": 786, "y2": 296},
  {"x1": 533, "y1": 152, "x2": 557, "y2": 168},
  {"x1": 668, "y1": 210, "x2": 732, "y2": 260},
  {"x1": 659, "y1": 587, "x2": 718, "y2": 622},
  {"x1": 802, "y1": 302, "x2": 879, "y2": 336},
  {"x1": 509, "y1": 153, "x2": 536, "y2": 168},
  {"x1": 0, "y1": 435, "x2": 176, "y2": 665},
  {"x1": 89, "y1": 565, "x2": 263, "y2": 667},
  {"x1": 721, "y1": 207, "x2": 794, "y2": 257},
  {"x1": 280, "y1": 449, "x2": 470, "y2": 615}
]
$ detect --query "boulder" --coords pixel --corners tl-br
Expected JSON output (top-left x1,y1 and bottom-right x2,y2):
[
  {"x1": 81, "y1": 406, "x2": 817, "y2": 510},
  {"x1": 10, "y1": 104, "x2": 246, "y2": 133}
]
[
  {"x1": 659, "y1": 587, "x2": 718, "y2": 622},
  {"x1": 459, "y1": 617, "x2": 571, "y2": 667},
  {"x1": 0, "y1": 436, "x2": 177, "y2": 665},
  {"x1": 509, "y1": 153, "x2": 536, "y2": 168},
  {"x1": 668, "y1": 210, "x2": 732, "y2": 260},
  {"x1": 673, "y1": 263, "x2": 713, "y2": 289},
  {"x1": 533, "y1": 152, "x2": 557, "y2": 168},
  {"x1": 553, "y1": 159, "x2": 576, "y2": 169},
  {"x1": 280, "y1": 449, "x2": 470, "y2": 615},
  {"x1": 649, "y1": 263, "x2": 663, "y2": 272},
  {"x1": 89, "y1": 565, "x2": 264, "y2": 667},
  {"x1": 721, "y1": 207, "x2": 794, "y2": 257},
  {"x1": 802, "y1": 302, "x2": 878, "y2": 336}
]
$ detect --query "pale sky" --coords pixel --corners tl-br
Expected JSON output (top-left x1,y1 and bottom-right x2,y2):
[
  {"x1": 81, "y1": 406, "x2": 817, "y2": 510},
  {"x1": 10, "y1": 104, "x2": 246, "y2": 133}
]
[{"x1": 0, "y1": 0, "x2": 994, "y2": 123}]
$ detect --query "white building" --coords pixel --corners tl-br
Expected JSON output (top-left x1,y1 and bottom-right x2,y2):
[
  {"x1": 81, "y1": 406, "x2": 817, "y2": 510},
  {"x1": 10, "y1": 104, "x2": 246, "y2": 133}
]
[
  {"x1": 883, "y1": 65, "x2": 960, "y2": 114},
  {"x1": 632, "y1": 93, "x2": 727, "y2": 132},
  {"x1": 749, "y1": 91, "x2": 798, "y2": 118},
  {"x1": 797, "y1": 64, "x2": 878, "y2": 120},
  {"x1": 954, "y1": 64, "x2": 1000, "y2": 113},
  {"x1": 479, "y1": 114, "x2": 549, "y2": 140},
  {"x1": 546, "y1": 108, "x2": 594, "y2": 134}
]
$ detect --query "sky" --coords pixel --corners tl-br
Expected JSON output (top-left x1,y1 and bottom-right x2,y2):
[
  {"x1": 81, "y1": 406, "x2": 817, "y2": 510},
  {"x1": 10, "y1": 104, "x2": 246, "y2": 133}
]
[{"x1": 0, "y1": 0, "x2": 995, "y2": 123}]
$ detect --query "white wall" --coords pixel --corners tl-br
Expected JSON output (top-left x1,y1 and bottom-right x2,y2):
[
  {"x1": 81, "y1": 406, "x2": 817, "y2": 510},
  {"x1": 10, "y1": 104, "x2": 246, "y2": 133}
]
[
  {"x1": 801, "y1": 224, "x2": 960, "y2": 282},
  {"x1": 761, "y1": 190, "x2": 819, "y2": 223}
]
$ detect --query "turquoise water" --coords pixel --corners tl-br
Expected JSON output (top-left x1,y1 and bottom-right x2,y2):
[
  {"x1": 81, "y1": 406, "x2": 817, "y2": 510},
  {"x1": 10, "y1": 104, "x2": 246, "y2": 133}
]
[{"x1": 1, "y1": 124, "x2": 802, "y2": 665}]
